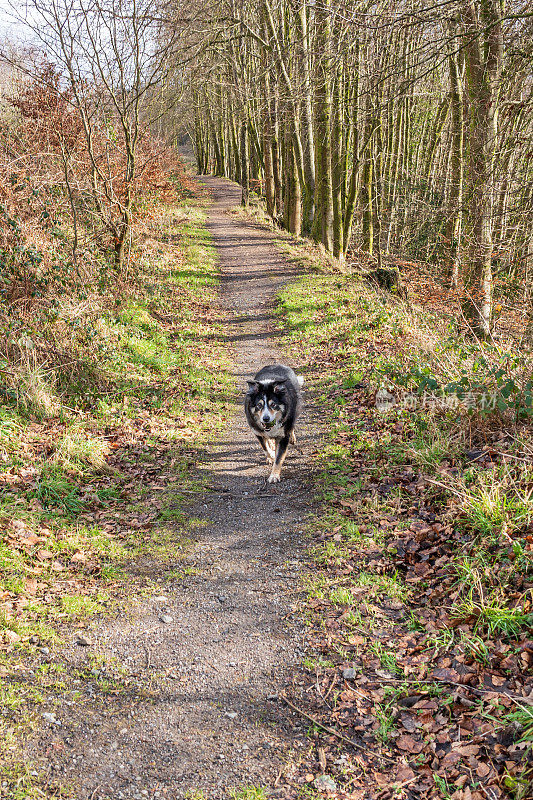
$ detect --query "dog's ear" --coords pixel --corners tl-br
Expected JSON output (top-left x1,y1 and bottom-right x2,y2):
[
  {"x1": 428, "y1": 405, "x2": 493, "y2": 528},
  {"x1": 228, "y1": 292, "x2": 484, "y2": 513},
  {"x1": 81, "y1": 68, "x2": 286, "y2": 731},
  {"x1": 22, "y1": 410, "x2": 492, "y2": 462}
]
[
  {"x1": 273, "y1": 381, "x2": 287, "y2": 394},
  {"x1": 247, "y1": 380, "x2": 259, "y2": 393}
]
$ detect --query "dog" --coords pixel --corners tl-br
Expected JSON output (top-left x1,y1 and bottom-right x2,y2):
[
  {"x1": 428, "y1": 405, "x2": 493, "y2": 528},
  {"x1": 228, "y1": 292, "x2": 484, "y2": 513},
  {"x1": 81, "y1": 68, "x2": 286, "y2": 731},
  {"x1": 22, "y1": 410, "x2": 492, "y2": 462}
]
[{"x1": 245, "y1": 364, "x2": 303, "y2": 483}]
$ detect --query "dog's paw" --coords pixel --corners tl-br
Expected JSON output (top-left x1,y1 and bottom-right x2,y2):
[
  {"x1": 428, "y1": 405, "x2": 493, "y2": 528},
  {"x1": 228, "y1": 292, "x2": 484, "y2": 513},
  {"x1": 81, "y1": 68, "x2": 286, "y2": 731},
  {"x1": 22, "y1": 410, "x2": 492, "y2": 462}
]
[{"x1": 268, "y1": 473, "x2": 281, "y2": 484}]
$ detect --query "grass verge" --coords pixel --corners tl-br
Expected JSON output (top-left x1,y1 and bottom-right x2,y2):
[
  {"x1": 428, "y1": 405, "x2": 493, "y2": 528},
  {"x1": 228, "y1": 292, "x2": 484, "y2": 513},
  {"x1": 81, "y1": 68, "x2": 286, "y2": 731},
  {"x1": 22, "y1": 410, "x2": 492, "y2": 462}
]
[
  {"x1": 276, "y1": 267, "x2": 532, "y2": 799},
  {"x1": 0, "y1": 184, "x2": 233, "y2": 797}
]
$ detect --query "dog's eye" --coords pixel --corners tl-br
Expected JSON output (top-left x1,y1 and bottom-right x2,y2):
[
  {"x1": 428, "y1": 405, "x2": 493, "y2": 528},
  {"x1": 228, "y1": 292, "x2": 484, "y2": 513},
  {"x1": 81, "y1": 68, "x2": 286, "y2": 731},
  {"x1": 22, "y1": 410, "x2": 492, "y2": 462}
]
[
  {"x1": 270, "y1": 402, "x2": 279, "y2": 410},
  {"x1": 256, "y1": 399, "x2": 264, "y2": 409}
]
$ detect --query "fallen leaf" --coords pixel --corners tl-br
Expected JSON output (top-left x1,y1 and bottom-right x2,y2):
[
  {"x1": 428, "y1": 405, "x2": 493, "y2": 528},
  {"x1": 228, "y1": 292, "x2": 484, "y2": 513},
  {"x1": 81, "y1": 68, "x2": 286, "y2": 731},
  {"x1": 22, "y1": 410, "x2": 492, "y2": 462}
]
[{"x1": 396, "y1": 735, "x2": 424, "y2": 754}]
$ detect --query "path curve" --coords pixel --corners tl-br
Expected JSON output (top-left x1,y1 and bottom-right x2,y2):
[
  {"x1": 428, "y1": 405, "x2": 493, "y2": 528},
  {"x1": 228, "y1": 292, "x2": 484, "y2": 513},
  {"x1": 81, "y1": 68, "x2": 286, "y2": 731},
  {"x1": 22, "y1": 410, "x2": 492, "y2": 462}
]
[{"x1": 29, "y1": 177, "x2": 315, "y2": 799}]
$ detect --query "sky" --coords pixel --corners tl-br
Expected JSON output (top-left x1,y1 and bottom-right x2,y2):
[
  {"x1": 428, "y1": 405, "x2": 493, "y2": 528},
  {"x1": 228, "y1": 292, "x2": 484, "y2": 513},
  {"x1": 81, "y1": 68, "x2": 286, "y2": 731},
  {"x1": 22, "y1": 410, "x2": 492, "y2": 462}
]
[{"x1": 0, "y1": 1, "x2": 35, "y2": 43}]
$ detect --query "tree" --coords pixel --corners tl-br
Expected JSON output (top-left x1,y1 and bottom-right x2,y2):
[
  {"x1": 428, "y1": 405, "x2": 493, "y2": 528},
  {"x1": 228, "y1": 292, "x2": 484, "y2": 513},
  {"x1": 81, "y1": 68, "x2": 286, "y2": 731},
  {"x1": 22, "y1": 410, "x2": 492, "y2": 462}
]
[
  {"x1": 8, "y1": 0, "x2": 185, "y2": 269},
  {"x1": 461, "y1": 0, "x2": 504, "y2": 337}
]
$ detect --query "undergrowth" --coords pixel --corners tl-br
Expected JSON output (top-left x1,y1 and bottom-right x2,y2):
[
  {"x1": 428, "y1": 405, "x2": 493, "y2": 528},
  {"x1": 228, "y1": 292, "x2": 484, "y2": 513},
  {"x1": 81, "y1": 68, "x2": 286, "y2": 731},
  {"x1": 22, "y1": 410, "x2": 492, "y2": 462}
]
[
  {"x1": 0, "y1": 183, "x2": 233, "y2": 796},
  {"x1": 278, "y1": 268, "x2": 532, "y2": 799}
]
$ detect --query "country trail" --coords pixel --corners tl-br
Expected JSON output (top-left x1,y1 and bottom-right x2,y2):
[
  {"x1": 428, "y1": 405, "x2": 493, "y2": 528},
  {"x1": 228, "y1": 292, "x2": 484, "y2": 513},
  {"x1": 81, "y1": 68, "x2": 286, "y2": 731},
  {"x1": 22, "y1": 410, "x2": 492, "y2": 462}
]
[{"x1": 27, "y1": 176, "x2": 318, "y2": 799}]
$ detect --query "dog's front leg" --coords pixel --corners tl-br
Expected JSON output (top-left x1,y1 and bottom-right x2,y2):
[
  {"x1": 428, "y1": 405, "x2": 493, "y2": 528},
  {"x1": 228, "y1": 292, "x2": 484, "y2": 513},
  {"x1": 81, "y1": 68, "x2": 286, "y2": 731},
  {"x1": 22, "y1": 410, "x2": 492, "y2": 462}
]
[
  {"x1": 268, "y1": 435, "x2": 290, "y2": 483},
  {"x1": 257, "y1": 435, "x2": 275, "y2": 463}
]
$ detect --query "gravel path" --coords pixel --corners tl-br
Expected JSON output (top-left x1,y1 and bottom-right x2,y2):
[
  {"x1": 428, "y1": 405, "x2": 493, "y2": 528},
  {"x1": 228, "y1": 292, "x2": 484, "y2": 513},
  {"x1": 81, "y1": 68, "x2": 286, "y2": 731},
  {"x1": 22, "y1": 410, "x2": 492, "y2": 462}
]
[{"x1": 28, "y1": 177, "x2": 316, "y2": 799}]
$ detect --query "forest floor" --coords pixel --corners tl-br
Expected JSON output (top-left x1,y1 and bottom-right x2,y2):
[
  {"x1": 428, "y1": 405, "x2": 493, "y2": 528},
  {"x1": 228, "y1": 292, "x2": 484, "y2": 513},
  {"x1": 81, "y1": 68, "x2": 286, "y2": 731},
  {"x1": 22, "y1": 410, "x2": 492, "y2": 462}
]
[{"x1": 1, "y1": 175, "x2": 531, "y2": 800}]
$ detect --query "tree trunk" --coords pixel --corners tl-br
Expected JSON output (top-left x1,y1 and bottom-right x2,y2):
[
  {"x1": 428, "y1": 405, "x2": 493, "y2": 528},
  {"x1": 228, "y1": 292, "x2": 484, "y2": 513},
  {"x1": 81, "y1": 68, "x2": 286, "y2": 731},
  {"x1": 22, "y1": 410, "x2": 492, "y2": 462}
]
[
  {"x1": 261, "y1": 66, "x2": 275, "y2": 216},
  {"x1": 332, "y1": 66, "x2": 344, "y2": 260},
  {"x1": 311, "y1": 0, "x2": 333, "y2": 252},
  {"x1": 361, "y1": 97, "x2": 374, "y2": 256},
  {"x1": 461, "y1": 0, "x2": 503, "y2": 338},
  {"x1": 446, "y1": 22, "x2": 464, "y2": 288},
  {"x1": 240, "y1": 118, "x2": 250, "y2": 206},
  {"x1": 294, "y1": 0, "x2": 315, "y2": 231}
]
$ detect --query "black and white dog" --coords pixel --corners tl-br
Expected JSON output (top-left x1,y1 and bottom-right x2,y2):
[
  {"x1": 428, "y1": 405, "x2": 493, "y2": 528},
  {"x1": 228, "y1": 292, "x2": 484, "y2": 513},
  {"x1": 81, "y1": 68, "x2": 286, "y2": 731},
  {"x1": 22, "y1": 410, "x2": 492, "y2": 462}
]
[{"x1": 245, "y1": 364, "x2": 303, "y2": 483}]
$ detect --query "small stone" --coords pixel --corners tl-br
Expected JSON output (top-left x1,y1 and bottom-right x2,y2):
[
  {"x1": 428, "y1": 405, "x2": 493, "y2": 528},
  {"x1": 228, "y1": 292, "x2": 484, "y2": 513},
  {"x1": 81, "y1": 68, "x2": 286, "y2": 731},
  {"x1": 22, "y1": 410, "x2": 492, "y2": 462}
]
[
  {"x1": 315, "y1": 774, "x2": 337, "y2": 792},
  {"x1": 267, "y1": 694, "x2": 278, "y2": 701},
  {"x1": 153, "y1": 596, "x2": 168, "y2": 603},
  {"x1": 120, "y1": 728, "x2": 128, "y2": 734},
  {"x1": 159, "y1": 615, "x2": 173, "y2": 624},
  {"x1": 42, "y1": 712, "x2": 59, "y2": 725},
  {"x1": 39, "y1": 647, "x2": 50, "y2": 655},
  {"x1": 225, "y1": 711, "x2": 238, "y2": 719},
  {"x1": 75, "y1": 633, "x2": 92, "y2": 646},
  {"x1": 342, "y1": 667, "x2": 357, "y2": 680}
]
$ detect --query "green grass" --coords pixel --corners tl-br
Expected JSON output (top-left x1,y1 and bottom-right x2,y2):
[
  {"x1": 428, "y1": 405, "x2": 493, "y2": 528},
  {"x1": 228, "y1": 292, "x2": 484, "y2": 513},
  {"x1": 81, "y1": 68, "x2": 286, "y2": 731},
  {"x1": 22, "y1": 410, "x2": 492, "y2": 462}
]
[
  {"x1": 229, "y1": 787, "x2": 268, "y2": 800},
  {"x1": 369, "y1": 642, "x2": 401, "y2": 674},
  {"x1": 356, "y1": 570, "x2": 409, "y2": 601},
  {"x1": 59, "y1": 594, "x2": 107, "y2": 620},
  {"x1": 0, "y1": 196, "x2": 233, "y2": 652}
]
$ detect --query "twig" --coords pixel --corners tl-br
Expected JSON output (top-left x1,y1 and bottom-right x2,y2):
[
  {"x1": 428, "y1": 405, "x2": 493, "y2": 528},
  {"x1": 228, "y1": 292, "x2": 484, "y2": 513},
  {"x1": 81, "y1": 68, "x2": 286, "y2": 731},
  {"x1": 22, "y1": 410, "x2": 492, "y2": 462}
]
[
  {"x1": 376, "y1": 777, "x2": 418, "y2": 798},
  {"x1": 491, "y1": 450, "x2": 532, "y2": 463},
  {"x1": 143, "y1": 645, "x2": 151, "y2": 669},
  {"x1": 365, "y1": 671, "x2": 533, "y2": 704},
  {"x1": 280, "y1": 694, "x2": 395, "y2": 763},
  {"x1": 322, "y1": 675, "x2": 338, "y2": 703}
]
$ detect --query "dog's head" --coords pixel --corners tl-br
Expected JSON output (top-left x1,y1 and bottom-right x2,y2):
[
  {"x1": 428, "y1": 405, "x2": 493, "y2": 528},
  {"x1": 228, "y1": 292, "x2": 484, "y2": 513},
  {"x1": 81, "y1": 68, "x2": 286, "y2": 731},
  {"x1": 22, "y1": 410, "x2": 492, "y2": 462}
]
[{"x1": 246, "y1": 380, "x2": 287, "y2": 431}]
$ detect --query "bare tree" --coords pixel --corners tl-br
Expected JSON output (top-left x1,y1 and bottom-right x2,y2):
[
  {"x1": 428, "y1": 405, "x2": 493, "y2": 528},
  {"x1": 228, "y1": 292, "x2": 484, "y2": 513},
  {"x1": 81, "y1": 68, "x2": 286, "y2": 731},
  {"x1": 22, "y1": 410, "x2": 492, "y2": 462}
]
[{"x1": 6, "y1": 0, "x2": 186, "y2": 268}]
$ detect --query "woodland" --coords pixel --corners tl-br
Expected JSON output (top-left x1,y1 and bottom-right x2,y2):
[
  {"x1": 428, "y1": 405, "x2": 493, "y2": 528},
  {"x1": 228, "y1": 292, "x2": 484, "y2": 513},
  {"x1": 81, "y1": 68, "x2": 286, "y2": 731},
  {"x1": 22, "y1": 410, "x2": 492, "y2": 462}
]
[{"x1": 0, "y1": 1, "x2": 532, "y2": 799}]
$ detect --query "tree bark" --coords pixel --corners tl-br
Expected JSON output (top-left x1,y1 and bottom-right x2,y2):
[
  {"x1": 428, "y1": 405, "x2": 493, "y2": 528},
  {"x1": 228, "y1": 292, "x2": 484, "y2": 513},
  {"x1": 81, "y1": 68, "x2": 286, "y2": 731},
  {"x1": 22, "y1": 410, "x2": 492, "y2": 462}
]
[
  {"x1": 311, "y1": 0, "x2": 334, "y2": 252},
  {"x1": 446, "y1": 21, "x2": 465, "y2": 288},
  {"x1": 461, "y1": 0, "x2": 503, "y2": 338}
]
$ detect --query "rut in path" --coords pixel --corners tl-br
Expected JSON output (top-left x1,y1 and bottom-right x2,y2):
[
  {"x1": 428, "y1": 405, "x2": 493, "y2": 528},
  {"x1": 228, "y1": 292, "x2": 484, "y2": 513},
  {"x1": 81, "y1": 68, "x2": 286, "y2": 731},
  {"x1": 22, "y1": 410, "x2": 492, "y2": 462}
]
[{"x1": 28, "y1": 176, "x2": 317, "y2": 799}]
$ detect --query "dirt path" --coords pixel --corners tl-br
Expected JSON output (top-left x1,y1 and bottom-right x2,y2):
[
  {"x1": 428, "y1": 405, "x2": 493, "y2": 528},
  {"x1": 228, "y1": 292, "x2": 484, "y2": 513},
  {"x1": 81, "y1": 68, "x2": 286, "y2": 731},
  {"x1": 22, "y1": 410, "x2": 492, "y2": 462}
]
[{"x1": 29, "y1": 177, "x2": 316, "y2": 800}]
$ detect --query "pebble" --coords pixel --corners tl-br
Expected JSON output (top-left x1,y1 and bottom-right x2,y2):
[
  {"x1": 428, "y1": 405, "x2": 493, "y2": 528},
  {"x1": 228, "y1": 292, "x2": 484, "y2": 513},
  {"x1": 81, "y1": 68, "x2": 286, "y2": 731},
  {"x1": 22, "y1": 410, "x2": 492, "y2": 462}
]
[
  {"x1": 75, "y1": 633, "x2": 92, "y2": 646},
  {"x1": 224, "y1": 711, "x2": 238, "y2": 719},
  {"x1": 42, "y1": 712, "x2": 60, "y2": 725},
  {"x1": 342, "y1": 667, "x2": 357, "y2": 680},
  {"x1": 315, "y1": 774, "x2": 337, "y2": 792},
  {"x1": 159, "y1": 615, "x2": 173, "y2": 624},
  {"x1": 39, "y1": 647, "x2": 50, "y2": 655},
  {"x1": 153, "y1": 596, "x2": 168, "y2": 603}
]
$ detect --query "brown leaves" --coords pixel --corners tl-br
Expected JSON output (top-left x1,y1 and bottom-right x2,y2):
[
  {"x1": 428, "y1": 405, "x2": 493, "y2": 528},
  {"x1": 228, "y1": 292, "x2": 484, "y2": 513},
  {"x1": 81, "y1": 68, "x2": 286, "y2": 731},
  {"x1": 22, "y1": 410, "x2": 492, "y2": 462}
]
[
  {"x1": 289, "y1": 369, "x2": 533, "y2": 800},
  {"x1": 396, "y1": 735, "x2": 425, "y2": 754}
]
